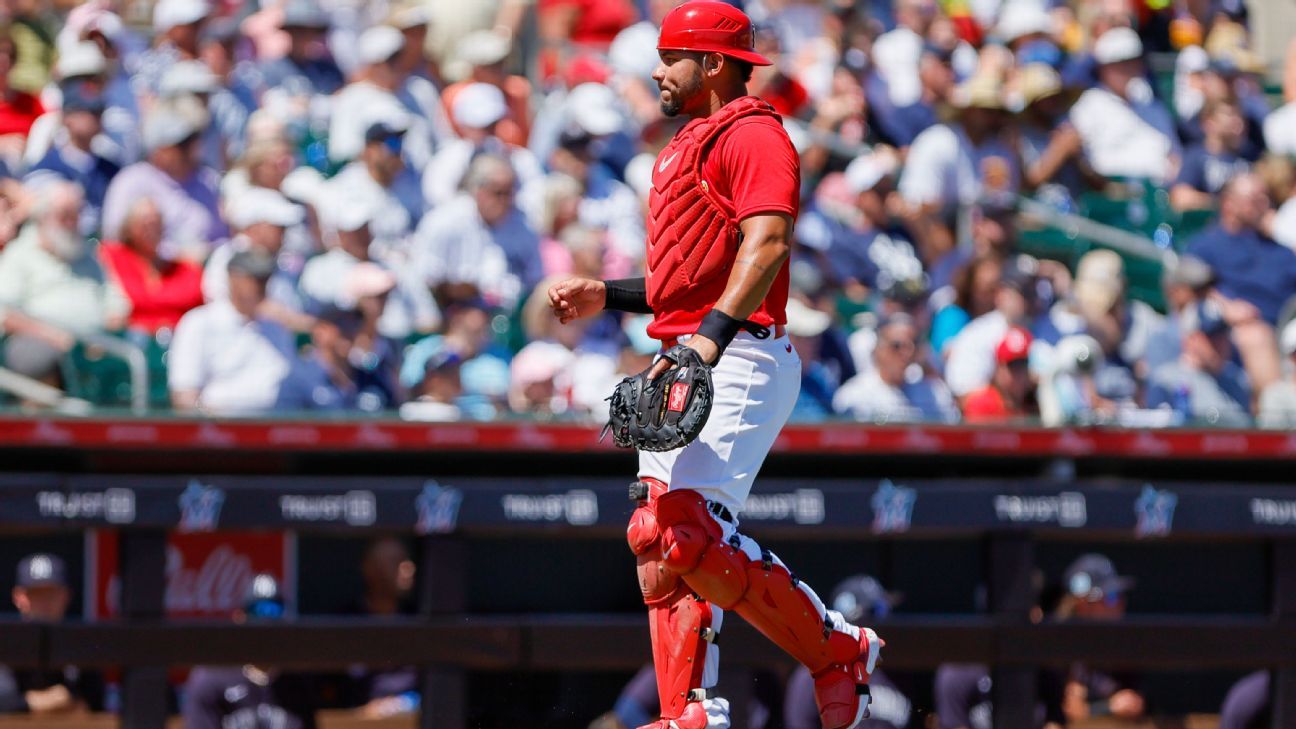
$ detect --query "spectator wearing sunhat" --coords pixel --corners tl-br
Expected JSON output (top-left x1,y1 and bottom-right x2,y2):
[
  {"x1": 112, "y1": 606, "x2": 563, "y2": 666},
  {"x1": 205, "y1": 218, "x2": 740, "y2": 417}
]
[
  {"x1": 134, "y1": 0, "x2": 210, "y2": 100},
  {"x1": 169, "y1": 249, "x2": 297, "y2": 415},
  {"x1": 785, "y1": 575, "x2": 911, "y2": 729},
  {"x1": 0, "y1": 554, "x2": 106, "y2": 715},
  {"x1": 24, "y1": 80, "x2": 119, "y2": 236},
  {"x1": 101, "y1": 98, "x2": 225, "y2": 257},
  {"x1": 423, "y1": 82, "x2": 545, "y2": 212},
  {"x1": 1058, "y1": 250, "x2": 1157, "y2": 398},
  {"x1": 1013, "y1": 63, "x2": 1089, "y2": 205},
  {"x1": 260, "y1": 0, "x2": 344, "y2": 97},
  {"x1": 52, "y1": 8, "x2": 143, "y2": 167},
  {"x1": 0, "y1": 27, "x2": 45, "y2": 159},
  {"x1": 1145, "y1": 300, "x2": 1250, "y2": 426},
  {"x1": 962, "y1": 324, "x2": 1038, "y2": 421},
  {"x1": 25, "y1": 41, "x2": 111, "y2": 169},
  {"x1": 442, "y1": 29, "x2": 530, "y2": 147},
  {"x1": 204, "y1": 187, "x2": 307, "y2": 325},
  {"x1": 899, "y1": 71, "x2": 1020, "y2": 266},
  {"x1": 1069, "y1": 27, "x2": 1180, "y2": 183}
]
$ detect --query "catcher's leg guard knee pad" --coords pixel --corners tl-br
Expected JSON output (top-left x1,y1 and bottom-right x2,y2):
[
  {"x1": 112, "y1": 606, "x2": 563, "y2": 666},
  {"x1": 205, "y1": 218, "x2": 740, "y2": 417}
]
[{"x1": 653, "y1": 490, "x2": 749, "y2": 609}]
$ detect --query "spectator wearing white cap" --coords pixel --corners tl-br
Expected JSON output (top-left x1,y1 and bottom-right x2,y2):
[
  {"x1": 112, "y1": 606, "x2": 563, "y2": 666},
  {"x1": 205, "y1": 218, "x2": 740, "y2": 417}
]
[
  {"x1": 24, "y1": 81, "x2": 120, "y2": 237},
  {"x1": 422, "y1": 82, "x2": 544, "y2": 211},
  {"x1": 1257, "y1": 320, "x2": 1296, "y2": 428},
  {"x1": 1069, "y1": 27, "x2": 1180, "y2": 182},
  {"x1": 412, "y1": 154, "x2": 542, "y2": 310},
  {"x1": 51, "y1": 8, "x2": 143, "y2": 167},
  {"x1": 300, "y1": 192, "x2": 439, "y2": 340},
  {"x1": 259, "y1": 0, "x2": 344, "y2": 97},
  {"x1": 159, "y1": 59, "x2": 245, "y2": 171},
  {"x1": 169, "y1": 248, "x2": 297, "y2": 415},
  {"x1": 322, "y1": 118, "x2": 423, "y2": 264},
  {"x1": 899, "y1": 73, "x2": 1020, "y2": 265},
  {"x1": 327, "y1": 25, "x2": 413, "y2": 165},
  {"x1": 204, "y1": 188, "x2": 309, "y2": 330},
  {"x1": 441, "y1": 30, "x2": 530, "y2": 147},
  {"x1": 101, "y1": 98, "x2": 226, "y2": 256},
  {"x1": 134, "y1": 0, "x2": 211, "y2": 100}
]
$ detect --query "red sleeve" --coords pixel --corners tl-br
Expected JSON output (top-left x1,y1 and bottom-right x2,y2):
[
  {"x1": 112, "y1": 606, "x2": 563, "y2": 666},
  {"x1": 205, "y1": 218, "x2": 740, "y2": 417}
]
[
  {"x1": 962, "y1": 388, "x2": 1007, "y2": 422},
  {"x1": 713, "y1": 117, "x2": 800, "y2": 221}
]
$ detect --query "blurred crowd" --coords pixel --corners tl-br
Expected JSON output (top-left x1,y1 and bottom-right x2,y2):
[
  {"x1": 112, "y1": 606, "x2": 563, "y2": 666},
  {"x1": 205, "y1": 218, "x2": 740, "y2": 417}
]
[{"x1": 0, "y1": 0, "x2": 1295, "y2": 427}]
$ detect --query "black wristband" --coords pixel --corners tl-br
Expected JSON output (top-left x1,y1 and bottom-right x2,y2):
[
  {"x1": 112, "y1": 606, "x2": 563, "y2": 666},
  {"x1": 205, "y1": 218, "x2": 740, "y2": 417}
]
[
  {"x1": 695, "y1": 309, "x2": 769, "y2": 356},
  {"x1": 603, "y1": 278, "x2": 651, "y2": 314}
]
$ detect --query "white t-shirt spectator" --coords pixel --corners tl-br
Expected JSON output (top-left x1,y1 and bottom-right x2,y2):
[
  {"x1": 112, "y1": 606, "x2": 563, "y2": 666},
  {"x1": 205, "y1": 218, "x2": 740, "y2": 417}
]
[
  {"x1": 410, "y1": 194, "x2": 543, "y2": 309},
  {"x1": 1263, "y1": 102, "x2": 1296, "y2": 157},
  {"x1": 324, "y1": 162, "x2": 415, "y2": 262},
  {"x1": 0, "y1": 225, "x2": 129, "y2": 335},
  {"x1": 167, "y1": 299, "x2": 296, "y2": 415},
  {"x1": 944, "y1": 310, "x2": 1009, "y2": 397},
  {"x1": 833, "y1": 368, "x2": 961, "y2": 423},
  {"x1": 1070, "y1": 84, "x2": 1180, "y2": 182},
  {"x1": 899, "y1": 124, "x2": 1019, "y2": 215}
]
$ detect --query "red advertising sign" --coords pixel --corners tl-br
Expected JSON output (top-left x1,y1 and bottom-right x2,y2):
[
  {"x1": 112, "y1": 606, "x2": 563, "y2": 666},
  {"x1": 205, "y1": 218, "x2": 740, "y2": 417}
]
[{"x1": 87, "y1": 530, "x2": 294, "y2": 619}]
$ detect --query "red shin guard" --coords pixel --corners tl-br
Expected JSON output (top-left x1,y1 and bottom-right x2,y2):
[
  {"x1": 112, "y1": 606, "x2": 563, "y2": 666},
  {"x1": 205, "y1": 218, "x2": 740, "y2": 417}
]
[{"x1": 629, "y1": 480, "x2": 718, "y2": 723}]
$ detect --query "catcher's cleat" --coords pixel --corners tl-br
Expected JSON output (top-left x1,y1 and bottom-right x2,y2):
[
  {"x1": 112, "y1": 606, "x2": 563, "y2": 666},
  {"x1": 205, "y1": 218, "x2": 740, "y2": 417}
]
[{"x1": 634, "y1": 696, "x2": 730, "y2": 729}]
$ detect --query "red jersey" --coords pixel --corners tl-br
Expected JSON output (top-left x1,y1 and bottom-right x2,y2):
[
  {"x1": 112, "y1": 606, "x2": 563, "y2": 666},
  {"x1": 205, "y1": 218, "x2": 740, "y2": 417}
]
[
  {"x1": 646, "y1": 98, "x2": 799, "y2": 340},
  {"x1": 0, "y1": 91, "x2": 43, "y2": 136},
  {"x1": 962, "y1": 385, "x2": 1020, "y2": 422},
  {"x1": 100, "y1": 242, "x2": 204, "y2": 333}
]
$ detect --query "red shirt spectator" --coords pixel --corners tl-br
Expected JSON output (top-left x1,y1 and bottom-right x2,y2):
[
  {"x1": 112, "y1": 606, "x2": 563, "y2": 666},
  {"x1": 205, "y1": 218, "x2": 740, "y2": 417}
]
[
  {"x1": 0, "y1": 28, "x2": 42, "y2": 137},
  {"x1": 963, "y1": 326, "x2": 1035, "y2": 422},
  {"x1": 538, "y1": 0, "x2": 637, "y2": 48},
  {"x1": 100, "y1": 199, "x2": 203, "y2": 333}
]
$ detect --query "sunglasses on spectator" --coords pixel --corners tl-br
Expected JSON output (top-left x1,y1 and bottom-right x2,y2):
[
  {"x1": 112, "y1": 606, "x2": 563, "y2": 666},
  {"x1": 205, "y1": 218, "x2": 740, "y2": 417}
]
[
  {"x1": 480, "y1": 185, "x2": 514, "y2": 199},
  {"x1": 883, "y1": 338, "x2": 916, "y2": 352}
]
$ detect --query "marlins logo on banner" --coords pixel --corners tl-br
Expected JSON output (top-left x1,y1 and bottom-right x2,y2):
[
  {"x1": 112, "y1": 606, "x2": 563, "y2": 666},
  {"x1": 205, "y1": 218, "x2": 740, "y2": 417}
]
[
  {"x1": 1134, "y1": 485, "x2": 1177, "y2": 538},
  {"x1": 178, "y1": 480, "x2": 225, "y2": 532},
  {"x1": 871, "y1": 480, "x2": 916, "y2": 534},
  {"x1": 415, "y1": 481, "x2": 463, "y2": 534}
]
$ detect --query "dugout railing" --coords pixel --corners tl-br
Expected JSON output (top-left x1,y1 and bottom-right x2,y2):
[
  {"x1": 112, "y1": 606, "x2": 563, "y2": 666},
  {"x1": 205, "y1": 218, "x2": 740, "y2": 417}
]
[{"x1": 2, "y1": 416, "x2": 1296, "y2": 729}]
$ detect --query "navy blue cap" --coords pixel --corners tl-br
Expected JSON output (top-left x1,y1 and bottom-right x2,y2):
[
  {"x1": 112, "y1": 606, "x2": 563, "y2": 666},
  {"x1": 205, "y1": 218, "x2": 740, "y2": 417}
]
[
  {"x1": 1063, "y1": 553, "x2": 1135, "y2": 601},
  {"x1": 829, "y1": 574, "x2": 898, "y2": 623},
  {"x1": 61, "y1": 81, "x2": 106, "y2": 115},
  {"x1": 16, "y1": 553, "x2": 67, "y2": 589}
]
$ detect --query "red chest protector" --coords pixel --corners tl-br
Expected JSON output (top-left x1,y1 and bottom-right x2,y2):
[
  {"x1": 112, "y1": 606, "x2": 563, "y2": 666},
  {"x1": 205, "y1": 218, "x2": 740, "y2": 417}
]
[{"x1": 646, "y1": 97, "x2": 781, "y2": 331}]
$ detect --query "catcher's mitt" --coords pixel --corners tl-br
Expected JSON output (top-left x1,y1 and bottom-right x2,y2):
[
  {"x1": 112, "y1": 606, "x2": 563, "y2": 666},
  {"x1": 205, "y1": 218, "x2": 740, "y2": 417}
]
[{"x1": 604, "y1": 344, "x2": 713, "y2": 452}]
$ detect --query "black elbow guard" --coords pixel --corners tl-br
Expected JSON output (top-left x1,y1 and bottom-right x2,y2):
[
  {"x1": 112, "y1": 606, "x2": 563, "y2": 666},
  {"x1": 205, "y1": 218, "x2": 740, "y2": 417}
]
[{"x1": 604, "y1": 278, "x2": 652, "y2": 314}]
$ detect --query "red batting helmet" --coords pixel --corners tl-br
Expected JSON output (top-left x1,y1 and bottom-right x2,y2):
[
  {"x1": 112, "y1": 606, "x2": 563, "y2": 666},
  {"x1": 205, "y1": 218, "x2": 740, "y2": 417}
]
[{"x1": 657, "y1": 1, "x2": 772, "y2": 67}]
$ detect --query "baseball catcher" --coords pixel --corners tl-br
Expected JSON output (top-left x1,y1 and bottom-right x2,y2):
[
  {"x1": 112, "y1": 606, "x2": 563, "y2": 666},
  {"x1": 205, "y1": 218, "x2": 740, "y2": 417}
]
[{"x1": 548, "y1": 3, "x2": 882, "y2": 728}]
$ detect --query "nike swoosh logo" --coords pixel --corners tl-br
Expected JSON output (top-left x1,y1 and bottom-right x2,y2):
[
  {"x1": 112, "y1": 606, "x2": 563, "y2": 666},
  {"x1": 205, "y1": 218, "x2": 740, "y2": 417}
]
[{"x1": 658, "y1": 151, "x2": 680, "y2": 174}]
